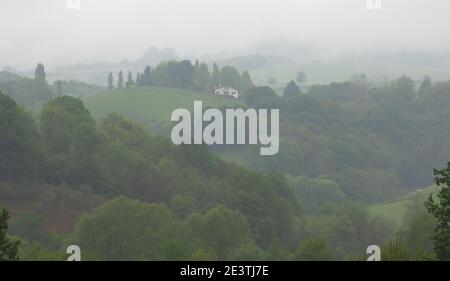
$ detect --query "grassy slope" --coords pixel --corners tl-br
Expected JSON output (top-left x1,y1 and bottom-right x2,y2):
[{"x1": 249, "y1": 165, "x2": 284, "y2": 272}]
[
  {"x1": 83, "y1": 86, "x2": 250, "y2": 165},
  {"x1": 368, "y1": 185, "x2": 439, "y2": 228},
  {"x1": 83, "y1": 86, "x2": 245, "y2": 132}
]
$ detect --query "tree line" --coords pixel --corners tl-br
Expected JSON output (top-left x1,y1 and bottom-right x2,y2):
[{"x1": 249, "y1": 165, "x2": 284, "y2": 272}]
[
  {"x1": 0, "y1": 63, "x2": 102, "y2": 107},
  {"x1": 107, "y1": 60, "x2": 254, "y2": 96}
]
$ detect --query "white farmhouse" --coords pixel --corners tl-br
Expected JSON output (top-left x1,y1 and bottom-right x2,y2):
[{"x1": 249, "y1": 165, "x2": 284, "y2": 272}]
[{"x1": 214, "y1": 86, "x2": 239, "y2": 99}]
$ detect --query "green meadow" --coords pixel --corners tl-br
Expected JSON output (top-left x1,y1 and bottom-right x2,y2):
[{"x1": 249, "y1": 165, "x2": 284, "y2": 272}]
[
  {"x1": 83, "y1": 86, "x2": 245, "y2": 133},
  {"x1": 368, "y1": 185, "x2": 439, "y2": 228},
  {"x1": 250, "y1": 61, "x2": 450, "y2": 92}
]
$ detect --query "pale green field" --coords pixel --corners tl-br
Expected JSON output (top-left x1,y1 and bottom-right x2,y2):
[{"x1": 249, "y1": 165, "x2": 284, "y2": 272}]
[
  {"x1": 250, "y1": 62, "x2": 450, "y2": 92},
  {"x1": 83, "y1": 86, "x2": 244, "y2": 133},
  {"x1": 368, "y1": 185, "x2": 439, "y2": 228}
]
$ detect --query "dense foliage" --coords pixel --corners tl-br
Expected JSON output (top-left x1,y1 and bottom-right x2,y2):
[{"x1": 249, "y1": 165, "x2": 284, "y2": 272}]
[
  {"x1": 0, "y1": 64, "x2": 101, "y2": 107},
  {"x1": 133, "y1": 60, "x2": 254, "y2": 95},
  {"x1": 0, "y1": 91, "x2": 304, "y2": 260},
  {"x1": 247, "y1": 77, "x2": 450, "y2": 204},
  {"x1": 425, "y1": 163, "x2": 450, "y2": 260},
  {"x1": 2, "y1": 66, "x2": 449, "y2": 260}
]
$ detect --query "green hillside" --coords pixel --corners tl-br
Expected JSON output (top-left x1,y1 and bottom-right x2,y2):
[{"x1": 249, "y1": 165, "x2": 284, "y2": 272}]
[
  {"x1": 250, "y1": 62, "x2": 450, "y2": 93},
  {"x1": 83, "y1": 86, "x2": 245, "y2": 134},
  {"x1": 368, "y1": 185, "x2": 439, "y2": 228}
]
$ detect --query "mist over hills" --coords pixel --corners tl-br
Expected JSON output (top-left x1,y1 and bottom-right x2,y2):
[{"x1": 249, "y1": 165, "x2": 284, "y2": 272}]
[{"x1": 4, "y1": 38, "x2": 450, "y2": 87}]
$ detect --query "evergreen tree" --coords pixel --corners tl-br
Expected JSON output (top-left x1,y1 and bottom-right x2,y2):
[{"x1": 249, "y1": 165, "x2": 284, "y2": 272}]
[
  {"x1": 108, "y1": 72, "x2": 114, "y2": 90},
  {"x1": 0, "y1": 208, "x2": 20, "y2": 261},
  {"x1": 283, "y1": 81, "x2": 301, "y2": 98},
  {"x1": 418, "y1": 75, "x2": 432, "y2": 96},
  {"x1": 425, "y1": 163, "x2": 450, "y2": 260},
  {"x1": 34, "y1": 63, "x2": 47, "y2": 83},
  {"x1": 126, "y1": 71, "x2": 134, "y2": 88},
  {"x1": 240, "y1": 71, "x2": 254, "y2": 95},
  {"x1": 140, "y1": 66, "x2": 152, "y2": 86},
  {"x1": 209, "y1": 63, "x2": 221, "y2": 92},
  {"x1": 194, "y1": 63, "x2": 210, "y2": 92},
  {"x1": 117, "y1": 70, "x2": 124, "y2": 89},
  {"x1": 172, "y1": 60, "x2": 194, "y2": 89},
  {"x1": 136, "y1": 73, "x2": 141, "y2": 86}
]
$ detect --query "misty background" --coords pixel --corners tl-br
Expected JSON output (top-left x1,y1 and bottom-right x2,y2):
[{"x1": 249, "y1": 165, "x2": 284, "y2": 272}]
[{"x1": 1, "y1": 0, "x2": 450, "y2": 71}]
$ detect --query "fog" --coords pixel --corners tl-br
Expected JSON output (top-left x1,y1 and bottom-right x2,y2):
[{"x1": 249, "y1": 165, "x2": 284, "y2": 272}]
[{"x1": 1, "y1": 0, "x2": 449, "y2": 69}]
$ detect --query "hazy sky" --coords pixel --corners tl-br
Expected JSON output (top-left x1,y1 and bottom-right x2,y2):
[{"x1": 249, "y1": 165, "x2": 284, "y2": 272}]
[{"x1": 1, "y1": 0, "x2": 449, "y2": 69}]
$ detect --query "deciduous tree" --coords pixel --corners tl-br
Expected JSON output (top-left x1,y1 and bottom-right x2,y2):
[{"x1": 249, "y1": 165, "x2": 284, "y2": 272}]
[{"x1": 425, "y1": 163, "x2": 450, "y2": 260}]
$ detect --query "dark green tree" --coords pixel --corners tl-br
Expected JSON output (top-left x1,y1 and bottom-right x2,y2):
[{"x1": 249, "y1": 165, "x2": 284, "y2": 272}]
[
  {"x1": 10, "y1": 212, "x2": 60, "y2": 250},
  {"x1": 283, "y1": 81, "x2": 301, "y2": 98},
  {"x1": 168, "y1": 60, "x2": 194, "y2": 89},
  {"x1": 220, "y1": 65, "x2": 241, "y2": 90},
  {"x1": 294, "y1": 237, "x2": 332, "y2": 261},
  {"x1": 34, "y1": 63, "x2": 47, "y2": 83},
  {"x1": 418, "y1": 75, "x2": 432, "y2": 97},
  {"x1": 126, "y1": 71, "x2": 134, "y2": 88},
  {"x1": 0, "y1": 208, "x2": 20, "y2": 261},
  {"x1": 0, "y1": 91, "x2": 42, "y2": 181},
  {"x1": 209, "y1": 63, "x2": 221, "y2": 92},
  {"x1": 245, "y1": 86, "x2": 281, "y2": 109},
  {"x1": 140, "y1": 66, "x2": 153, "y2": 86},
  {"x1": 108, "y1": 72, "x2": 114, "y2": 90},
  {"x1": 389, "y1": 75, "x2": 416, "y2": 103},
  {"x1": 425, "y1": 163, "x2": 450, "y2": 260},
  {"x1": 136, "y1": 73, "x2": 141, "y2": 85},
  {"x1": 117, "y1": 70, "x2": 124, "y2": 89},
  {"x1": 40, "y1": 96, "x2": 102, "y2": 188},
  {"x1": 8, "y1": 77, "x2": 53, "y2": 106},
  {"x1": 194, "y1": 63, "x2": 210, "y2": 92},
  {"x1": 240, "y1": 71, "x2": 254, "y2": 95},
  {"x1": 187, "y1": 205, "x2": 253, "y2": 259}
]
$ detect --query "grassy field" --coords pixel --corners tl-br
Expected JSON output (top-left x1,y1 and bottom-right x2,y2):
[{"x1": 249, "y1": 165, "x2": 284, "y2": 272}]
[
  {"x1": 249, "y1": 61, "x2": 450, "y2": 93},
  {"x1": 83, "y1": 86, "x2": 245, "y2": 134},
  {"x1": 368, "y1": 185, "x2": 439, "y2": 228}
]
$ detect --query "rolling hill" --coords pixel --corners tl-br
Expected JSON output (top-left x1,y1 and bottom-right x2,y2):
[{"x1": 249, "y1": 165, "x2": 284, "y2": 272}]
[
  {"x1": 83, "y1": 86, "x2": 442, "y2": 220},
  {"x1": 82, "y1": 86, "x2": 245, "y2": 134},
  {"x1": 368, "y1": 185, "x2": 439, "y2": 228},
  {"x1": 249, "y1": 61, "x2": 450, "y2": 93}
]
